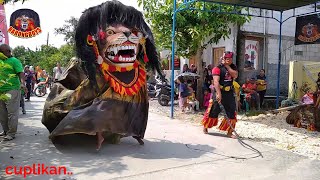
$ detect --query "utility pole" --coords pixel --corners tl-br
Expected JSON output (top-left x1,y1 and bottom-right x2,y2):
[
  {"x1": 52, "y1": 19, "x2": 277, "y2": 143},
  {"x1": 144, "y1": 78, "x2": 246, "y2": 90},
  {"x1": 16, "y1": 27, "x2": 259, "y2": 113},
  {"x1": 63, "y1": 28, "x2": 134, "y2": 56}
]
[{"x1": 46, "y1": 32, "x2": 49, "y2": 46}]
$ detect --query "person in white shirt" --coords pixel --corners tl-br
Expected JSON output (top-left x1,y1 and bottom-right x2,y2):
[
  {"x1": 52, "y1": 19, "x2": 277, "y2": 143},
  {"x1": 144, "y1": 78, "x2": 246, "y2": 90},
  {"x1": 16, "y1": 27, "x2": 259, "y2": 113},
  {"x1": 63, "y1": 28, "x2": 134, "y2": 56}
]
[{"x1": 52, "y1": 62, "x2": 64, "y2": 82}]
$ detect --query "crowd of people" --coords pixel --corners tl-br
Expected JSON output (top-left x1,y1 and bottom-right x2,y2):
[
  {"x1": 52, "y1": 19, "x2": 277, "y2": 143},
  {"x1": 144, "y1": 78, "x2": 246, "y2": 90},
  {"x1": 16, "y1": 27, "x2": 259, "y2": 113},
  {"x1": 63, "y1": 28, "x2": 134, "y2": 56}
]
[
  {"x1": 0, "y1": 44, "x2": 65, "y2": 141},
  {"x1": 176, "y1": 56, "x2": 268, "y2": 115},
  {"x1": 19, "y1": 63, "x2": 65, "y2": 114}
]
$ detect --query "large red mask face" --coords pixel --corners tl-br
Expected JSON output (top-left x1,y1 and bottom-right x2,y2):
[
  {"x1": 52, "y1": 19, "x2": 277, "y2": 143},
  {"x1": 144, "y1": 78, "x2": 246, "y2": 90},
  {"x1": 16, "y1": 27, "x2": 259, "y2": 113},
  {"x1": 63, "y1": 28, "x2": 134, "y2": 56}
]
[{"x1": 101, "y1": 25, "x2": 143, "y2": 67}]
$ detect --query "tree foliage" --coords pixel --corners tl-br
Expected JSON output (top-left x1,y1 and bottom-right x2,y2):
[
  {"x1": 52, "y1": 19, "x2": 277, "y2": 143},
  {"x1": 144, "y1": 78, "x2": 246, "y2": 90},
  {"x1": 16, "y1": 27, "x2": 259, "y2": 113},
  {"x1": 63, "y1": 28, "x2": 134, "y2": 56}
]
[
  {"x1": 12, "y1": 44, "x2": 75, "y2": 75},
  {"x1": 137, "y1": 0, "x2": 250, "y2": 106},
  {"x1": 137, "y1": 0, "x2": 249, "y2": 57},
  {"x1": 3, "y1": 0, "x2": 27, "y2": 4},
  {"x1": 54, "y1": 16, "x2": 79, "y2": 45}
]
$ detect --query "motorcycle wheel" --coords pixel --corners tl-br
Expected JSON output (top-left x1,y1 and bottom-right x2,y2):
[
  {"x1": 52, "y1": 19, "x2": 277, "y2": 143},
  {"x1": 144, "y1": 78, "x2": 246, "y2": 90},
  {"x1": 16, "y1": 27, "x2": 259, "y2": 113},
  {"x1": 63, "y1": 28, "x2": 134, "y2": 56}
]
[{"x1": 158, "y1": 96, "x2": 169, "y2": 106}]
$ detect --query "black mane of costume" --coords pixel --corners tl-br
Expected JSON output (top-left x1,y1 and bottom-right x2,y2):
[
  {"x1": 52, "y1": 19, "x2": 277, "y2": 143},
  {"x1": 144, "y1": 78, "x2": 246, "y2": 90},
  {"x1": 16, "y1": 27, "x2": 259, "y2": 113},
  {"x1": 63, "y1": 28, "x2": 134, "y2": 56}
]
[
  {"x1": 75, "y1": 0, "x2": 161, "y2": 85},
  {"x1": 42, "y1": 0, "x2": 163, "y2": 148}
]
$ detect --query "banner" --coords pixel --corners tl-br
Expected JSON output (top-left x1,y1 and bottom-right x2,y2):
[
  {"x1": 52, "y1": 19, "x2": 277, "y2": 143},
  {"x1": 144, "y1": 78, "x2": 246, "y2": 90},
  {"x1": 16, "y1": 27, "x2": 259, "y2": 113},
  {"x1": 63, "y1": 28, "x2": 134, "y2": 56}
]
[
  {"x1": 173, "y1": 56, "x2": 180, "y2": 70},
  {"x1": 8, "y1": 9, "x2": 41, "y2": 38},
  {"x1": 0, "y1": 5, "x2": 9, "y2": 45},
  {"x1": 244, "y1": 40, "x2": 259, "y2": 71},
  {"x1": 295, "y1": 14, "x2": 320, "y2": 45}
]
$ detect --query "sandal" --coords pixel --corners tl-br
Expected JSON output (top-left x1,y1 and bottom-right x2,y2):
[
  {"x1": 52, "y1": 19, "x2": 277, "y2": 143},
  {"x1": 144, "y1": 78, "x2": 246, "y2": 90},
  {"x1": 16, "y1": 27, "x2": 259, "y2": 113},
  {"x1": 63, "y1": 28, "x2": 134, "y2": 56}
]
[{"x1": 3, "y1": 135, "x2": 15, "y2": 141}]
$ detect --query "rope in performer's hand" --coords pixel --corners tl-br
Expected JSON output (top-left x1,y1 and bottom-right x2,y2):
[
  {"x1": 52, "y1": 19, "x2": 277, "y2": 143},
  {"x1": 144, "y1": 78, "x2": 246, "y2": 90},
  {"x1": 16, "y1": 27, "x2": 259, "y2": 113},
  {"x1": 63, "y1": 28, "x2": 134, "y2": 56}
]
[{"x1": 217, "y1": 101, "x2": 263, "y2": 158}]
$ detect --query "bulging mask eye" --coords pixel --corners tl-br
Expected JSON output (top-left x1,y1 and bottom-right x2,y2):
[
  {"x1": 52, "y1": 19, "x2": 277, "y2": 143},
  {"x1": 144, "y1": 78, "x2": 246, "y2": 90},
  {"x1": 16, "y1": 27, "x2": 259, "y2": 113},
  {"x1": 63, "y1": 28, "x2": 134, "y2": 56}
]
[{"x1": 106, "y1": 29, "x2": 115, "y2": 36}]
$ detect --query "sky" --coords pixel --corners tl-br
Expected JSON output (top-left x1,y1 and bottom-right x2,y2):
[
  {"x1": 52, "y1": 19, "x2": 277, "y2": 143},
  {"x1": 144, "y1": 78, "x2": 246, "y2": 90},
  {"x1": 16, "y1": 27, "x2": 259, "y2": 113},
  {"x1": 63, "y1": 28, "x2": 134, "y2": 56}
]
[{"x1": 3, "y1": 0, "x2": 141, "y2": 50}]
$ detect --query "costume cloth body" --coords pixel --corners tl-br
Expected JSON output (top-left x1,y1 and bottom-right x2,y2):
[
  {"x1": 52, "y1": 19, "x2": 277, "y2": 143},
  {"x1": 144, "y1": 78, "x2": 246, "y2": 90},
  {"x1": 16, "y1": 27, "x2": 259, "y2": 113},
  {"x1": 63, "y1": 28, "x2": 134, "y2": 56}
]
[
  {"x1": 202, "y1": 64, "x2": 238, "y2": 131},
  {"x1": 41, "y1": 1, "x2": 162, "y2": 142}
]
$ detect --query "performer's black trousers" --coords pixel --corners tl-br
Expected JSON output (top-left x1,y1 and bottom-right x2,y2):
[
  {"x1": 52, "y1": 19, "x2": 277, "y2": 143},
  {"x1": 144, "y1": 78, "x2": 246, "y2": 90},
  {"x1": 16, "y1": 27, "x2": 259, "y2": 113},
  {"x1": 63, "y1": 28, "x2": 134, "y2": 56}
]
[{"x1": 209, "y1": 91, "x2": 236, "y2": 119}]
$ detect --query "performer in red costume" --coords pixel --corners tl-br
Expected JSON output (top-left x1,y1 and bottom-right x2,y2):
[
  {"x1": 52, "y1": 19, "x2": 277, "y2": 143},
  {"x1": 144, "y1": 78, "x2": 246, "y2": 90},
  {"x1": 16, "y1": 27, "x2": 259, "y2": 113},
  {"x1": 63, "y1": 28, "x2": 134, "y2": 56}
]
[{"x1": 202, "y1": 51, "x2": 238, "y2": 138}]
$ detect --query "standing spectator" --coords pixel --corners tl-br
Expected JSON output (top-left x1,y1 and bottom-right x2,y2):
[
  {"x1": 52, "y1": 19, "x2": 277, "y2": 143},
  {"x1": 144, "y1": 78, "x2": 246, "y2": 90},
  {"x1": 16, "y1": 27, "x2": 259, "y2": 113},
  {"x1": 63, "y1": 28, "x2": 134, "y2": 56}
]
[
  {"x1": 256, "y1": 69, "x2": 267, "y2": 108},
  {"x1": 182, "y1": 64, "x2": 191, "y2": 73},
  {"x1": 29, "y1": 66, "x2": 36, "y2": 94},
  {"x1": 204, "y1": 64, "x2": 213, "y2": 91},
  {"x1": 0, "y1": 44, "x2": 26, "y2": 141},
  {"x1": 190, "y1": 64, "x2": 197, "y2": 73},
  {"x1": 203, "y1": 67, "x2": 210, "y2": 90},
  {"x1": 53, "y1": 62, "x2": 64, "y2": 82},
  {"x1": 190, "y1": 64, "x2": 198, "y2": 94},
  {"x1": 177, "y1": 76, "x2": 189, "y2": 112},
  {"x1": 24, "y1": 65, "x2": 34, "y2": 101}
]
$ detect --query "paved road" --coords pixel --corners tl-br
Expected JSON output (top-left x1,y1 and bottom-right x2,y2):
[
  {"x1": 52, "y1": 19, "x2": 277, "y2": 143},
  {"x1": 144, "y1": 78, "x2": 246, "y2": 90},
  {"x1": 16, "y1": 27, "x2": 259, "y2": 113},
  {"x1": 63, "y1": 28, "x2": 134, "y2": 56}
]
[{"x1": 0, "y1": 96, "x2": 320, "y2": 180}]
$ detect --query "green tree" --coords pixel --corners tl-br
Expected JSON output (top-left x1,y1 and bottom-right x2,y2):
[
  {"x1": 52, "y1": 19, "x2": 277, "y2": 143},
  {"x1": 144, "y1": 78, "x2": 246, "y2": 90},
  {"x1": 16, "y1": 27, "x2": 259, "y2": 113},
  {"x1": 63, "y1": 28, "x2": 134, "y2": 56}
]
[
  {"x1": 12, "y1": 46, "x2": 27, "y2": 64},
  {"x1": 12, "y1": 44, "x2": 75, "y2": 76},
  {"x1": 54, "y1": 17, "x2": 79, "y2": 45},
  {"x1": 137, "y1": 0, "x2": 249, "y2": 105},
  {"x1": 3, "y1": 0, "x2": 27, "y2": 4}
]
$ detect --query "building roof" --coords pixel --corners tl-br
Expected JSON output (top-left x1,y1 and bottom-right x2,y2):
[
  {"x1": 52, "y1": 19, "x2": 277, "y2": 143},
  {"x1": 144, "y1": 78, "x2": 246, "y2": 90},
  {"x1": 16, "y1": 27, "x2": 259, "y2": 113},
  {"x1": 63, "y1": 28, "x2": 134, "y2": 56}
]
[{"x1": 205, "y1": 0, "x2": 318, "y2": 11}]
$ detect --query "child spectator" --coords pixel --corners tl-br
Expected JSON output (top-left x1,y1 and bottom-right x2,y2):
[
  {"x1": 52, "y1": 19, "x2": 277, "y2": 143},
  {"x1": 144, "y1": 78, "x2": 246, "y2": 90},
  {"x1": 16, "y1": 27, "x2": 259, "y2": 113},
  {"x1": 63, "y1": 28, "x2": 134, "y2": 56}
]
[
  {"x1": 187, "y1": 86, "x2": 199, "y2": 112},
  {"x1": 203, "y1": 89, "x2": 211, "y2": 110},
  {"x1": 177, "y1": 76, "x2": 189, "y2": 112}
]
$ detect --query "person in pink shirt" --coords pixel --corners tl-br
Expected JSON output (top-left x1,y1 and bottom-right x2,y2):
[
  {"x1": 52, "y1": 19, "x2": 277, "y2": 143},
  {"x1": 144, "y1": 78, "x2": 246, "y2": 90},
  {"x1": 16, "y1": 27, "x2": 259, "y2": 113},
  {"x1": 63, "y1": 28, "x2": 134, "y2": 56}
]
[{"x1": 203, "y1": 89, "x2": 211, "y2": 109}]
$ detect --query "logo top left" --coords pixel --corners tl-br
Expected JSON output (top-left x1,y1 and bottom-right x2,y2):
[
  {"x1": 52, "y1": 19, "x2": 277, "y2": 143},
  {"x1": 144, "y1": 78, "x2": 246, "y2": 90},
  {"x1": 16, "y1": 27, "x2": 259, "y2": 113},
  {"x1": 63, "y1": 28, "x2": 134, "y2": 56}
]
[{"x1": 8, "y1": 8, "x2": 41, "y2": 38}]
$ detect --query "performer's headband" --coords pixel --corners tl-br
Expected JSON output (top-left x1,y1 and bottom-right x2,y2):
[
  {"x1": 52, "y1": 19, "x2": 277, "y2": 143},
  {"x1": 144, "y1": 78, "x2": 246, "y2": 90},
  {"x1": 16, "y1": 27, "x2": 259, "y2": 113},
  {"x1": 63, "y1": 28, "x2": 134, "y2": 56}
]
[{"x1": 224, "y1": 51, "x2": 233, "y2": 58}]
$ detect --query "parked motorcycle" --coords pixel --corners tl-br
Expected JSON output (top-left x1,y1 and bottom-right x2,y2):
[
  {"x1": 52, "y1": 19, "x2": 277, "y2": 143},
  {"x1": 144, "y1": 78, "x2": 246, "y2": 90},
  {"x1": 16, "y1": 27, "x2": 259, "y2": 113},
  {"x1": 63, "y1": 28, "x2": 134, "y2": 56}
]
[
  {"x1": 155, "y1": 80, "x2": 178, "y2": 106},
  {"x1": 147, "y1": 76, "x2": 163, "y2": 98}
]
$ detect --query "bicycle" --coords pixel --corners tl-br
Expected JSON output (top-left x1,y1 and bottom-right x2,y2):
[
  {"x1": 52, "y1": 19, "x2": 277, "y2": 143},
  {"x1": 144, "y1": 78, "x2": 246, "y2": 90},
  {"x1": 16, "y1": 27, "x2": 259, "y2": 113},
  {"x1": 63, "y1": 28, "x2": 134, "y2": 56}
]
[{"x1": 33, "y1": 83, "x2": 47, "y2": 97}]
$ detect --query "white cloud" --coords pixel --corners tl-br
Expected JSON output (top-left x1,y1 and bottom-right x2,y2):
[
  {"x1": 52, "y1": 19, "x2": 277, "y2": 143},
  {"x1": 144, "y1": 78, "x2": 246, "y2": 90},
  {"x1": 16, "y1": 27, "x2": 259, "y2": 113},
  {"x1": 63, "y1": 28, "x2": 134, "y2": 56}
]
[{"x1": 4, "y1": 0, "x2": 141, "y2": 50}]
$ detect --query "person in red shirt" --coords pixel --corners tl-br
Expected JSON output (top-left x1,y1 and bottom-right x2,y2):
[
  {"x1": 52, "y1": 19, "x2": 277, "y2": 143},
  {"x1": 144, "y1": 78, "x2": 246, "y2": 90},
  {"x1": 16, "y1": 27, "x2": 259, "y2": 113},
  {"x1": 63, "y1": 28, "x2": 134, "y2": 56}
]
[
  {"x1": 242, "y1": 77, "x2": 260, "y2": 110},
  {"x1": 201, "y1": 51, "x2": 238, "y2": 138}
]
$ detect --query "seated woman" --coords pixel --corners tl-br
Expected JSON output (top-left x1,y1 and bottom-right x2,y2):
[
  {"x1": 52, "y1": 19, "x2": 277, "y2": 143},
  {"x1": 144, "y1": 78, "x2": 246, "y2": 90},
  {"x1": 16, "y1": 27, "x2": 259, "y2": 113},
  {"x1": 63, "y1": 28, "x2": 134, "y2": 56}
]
[
  {"x1": 242, "y1": 77, "x2": 260, "y2": 110},
  {"x1": 187, "y1": 86, "x2": 199, "y2": 112}
]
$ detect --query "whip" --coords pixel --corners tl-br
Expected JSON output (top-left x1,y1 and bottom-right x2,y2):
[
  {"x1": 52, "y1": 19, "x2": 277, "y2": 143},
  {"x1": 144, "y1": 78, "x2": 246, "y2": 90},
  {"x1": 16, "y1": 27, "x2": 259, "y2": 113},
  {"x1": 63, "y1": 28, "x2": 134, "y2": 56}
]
[{"x1": 218, "y1": 102, "x2": 263, "y2": 158}]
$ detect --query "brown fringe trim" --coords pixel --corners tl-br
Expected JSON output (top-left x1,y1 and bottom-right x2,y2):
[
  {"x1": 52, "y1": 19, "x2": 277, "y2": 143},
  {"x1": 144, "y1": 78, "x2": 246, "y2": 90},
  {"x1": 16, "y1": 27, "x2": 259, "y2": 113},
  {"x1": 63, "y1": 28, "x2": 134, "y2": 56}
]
[
  {"x1": 202, "y1": 118, "x2": 218, "y2": 128},
  {"x1": 218, "y1": 118, "x2": 237, "y2": 132}
]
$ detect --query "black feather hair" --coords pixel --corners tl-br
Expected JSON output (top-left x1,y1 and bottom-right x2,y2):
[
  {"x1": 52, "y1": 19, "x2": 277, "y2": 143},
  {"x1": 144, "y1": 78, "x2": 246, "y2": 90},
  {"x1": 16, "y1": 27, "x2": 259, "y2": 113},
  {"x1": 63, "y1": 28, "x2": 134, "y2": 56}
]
[{"x1": 75, "y1": 0, "x2": 163, "y2": 84}]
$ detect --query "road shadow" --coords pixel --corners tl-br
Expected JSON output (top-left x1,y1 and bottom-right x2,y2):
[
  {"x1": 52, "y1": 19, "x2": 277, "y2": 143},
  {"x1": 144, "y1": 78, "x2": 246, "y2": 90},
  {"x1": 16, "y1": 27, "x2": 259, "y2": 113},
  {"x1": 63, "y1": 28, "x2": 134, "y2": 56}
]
[
  {"x1": 52, "y1": 134, "x2": 215, "y2": 160},
  {"x1": 0, "y1": 121, "x2": 215, "y2": 179}
]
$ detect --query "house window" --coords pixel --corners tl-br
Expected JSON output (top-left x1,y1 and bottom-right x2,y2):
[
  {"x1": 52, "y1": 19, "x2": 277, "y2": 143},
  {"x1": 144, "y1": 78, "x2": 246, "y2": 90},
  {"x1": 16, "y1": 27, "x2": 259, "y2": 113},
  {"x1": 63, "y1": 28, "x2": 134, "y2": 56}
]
[{"x1": 294, "y1": 51, "x2": 303, "y2": 56}]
